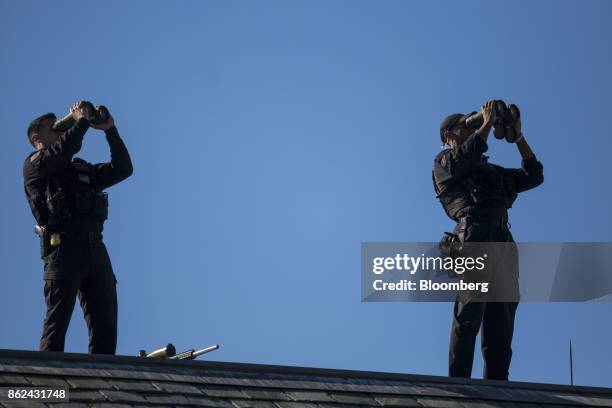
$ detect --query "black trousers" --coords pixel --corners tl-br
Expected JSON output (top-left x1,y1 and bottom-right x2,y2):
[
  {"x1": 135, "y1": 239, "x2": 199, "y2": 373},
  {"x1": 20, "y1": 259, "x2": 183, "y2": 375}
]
[
  {"x1": 448, "y1": 217, "x2": 519, "y2": 380},
  {"x1": 39, "y1": 237, "x2": 117, "y2": 354},
  {"x1": 449, "y1": 300, "x2": 518, "y2": 380}
]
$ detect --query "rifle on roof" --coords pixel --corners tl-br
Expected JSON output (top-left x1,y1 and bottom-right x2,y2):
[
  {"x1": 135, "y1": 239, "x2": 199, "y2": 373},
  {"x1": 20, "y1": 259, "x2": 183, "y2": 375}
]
[
  {"x1": 171, "y1": 344, "x2": 220, "y2": 360},
  {"x1": 139, "y1": 343, "x2": 220, "y2": 360}
]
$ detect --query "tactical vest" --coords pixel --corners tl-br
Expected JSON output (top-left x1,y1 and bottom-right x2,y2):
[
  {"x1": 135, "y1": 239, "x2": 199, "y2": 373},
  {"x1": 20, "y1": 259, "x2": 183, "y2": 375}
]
[
  {"x1": 432, "y1": 155, "x2": 517, "y2": 222},
  {"x1": 27, "y1": 158, "x2": 108, "y2": 227}
]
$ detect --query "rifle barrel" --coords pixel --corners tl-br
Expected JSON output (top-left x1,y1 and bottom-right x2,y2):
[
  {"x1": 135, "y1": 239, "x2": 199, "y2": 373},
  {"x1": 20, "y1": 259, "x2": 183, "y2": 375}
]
[
  {"x1": 193, "y1": 344, "x2": 220, "y2": 358},
  {"x1": 171, "y1": 344, "x2": 220, "y2": 360}
]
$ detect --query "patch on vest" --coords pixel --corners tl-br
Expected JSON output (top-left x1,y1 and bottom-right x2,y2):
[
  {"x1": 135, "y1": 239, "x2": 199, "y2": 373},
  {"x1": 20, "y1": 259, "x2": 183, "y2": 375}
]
[{"x1": 78, "y1": 173, "x2": 91, "y2": 183}]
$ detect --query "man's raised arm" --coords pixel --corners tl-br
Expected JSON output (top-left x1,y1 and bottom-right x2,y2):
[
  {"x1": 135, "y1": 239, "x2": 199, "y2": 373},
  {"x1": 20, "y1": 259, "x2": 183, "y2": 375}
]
[
  {"x1": 31, "y1": 101, "x2": 94, "y2": 178},
  {"x1": 91, "y1": 111, "x2": 133, "y2": 190},
  {"x1": 503, "y1": 118, "x2": 544, "y2": 193}
]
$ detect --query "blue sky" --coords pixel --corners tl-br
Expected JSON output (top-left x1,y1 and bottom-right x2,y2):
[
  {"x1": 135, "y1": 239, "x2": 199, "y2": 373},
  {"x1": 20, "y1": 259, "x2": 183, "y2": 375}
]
[{"x1": 1, "y1": 0, "x2": 611, "y2": 387}]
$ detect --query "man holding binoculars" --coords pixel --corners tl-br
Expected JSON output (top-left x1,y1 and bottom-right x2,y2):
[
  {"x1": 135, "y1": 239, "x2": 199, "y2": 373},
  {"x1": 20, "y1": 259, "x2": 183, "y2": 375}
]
[
  {"x1": 433, "y1": 100, "x2": 544, "y2": 380},
  {"x1": 23, "y1": 100, "x2": 133, "y2": 354}
]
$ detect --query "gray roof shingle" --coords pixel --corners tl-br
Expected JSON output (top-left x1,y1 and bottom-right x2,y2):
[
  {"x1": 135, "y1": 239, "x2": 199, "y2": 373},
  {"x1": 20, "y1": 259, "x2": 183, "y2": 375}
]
[{"x1": 0, "y1": 349, "x2": 610, "y2": 408}]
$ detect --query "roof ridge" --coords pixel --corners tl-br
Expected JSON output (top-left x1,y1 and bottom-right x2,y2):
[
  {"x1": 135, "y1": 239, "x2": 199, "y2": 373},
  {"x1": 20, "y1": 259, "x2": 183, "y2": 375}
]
[{"x1": 1, "y1": 348, "x2": 610, "y2": 396}]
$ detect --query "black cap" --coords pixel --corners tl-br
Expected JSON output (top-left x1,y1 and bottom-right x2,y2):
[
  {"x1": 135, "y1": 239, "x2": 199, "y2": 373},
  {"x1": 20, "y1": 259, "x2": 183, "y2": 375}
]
[{"x1": 439, "y1": 113, "x2": 468, "y2": 143}]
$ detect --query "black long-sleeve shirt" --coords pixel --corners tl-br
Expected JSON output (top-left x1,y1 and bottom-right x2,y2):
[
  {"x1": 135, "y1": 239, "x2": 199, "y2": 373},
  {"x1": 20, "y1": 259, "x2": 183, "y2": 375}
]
[
  {"x1": 433, "y1": 132, "x2": 544, "y2": 220},
  {"x1": 92, "y1": 126, "x2": 134, "y2": 190},
  {"x1": 23, "y1": 118, "x2": 133, "y2": 232}
]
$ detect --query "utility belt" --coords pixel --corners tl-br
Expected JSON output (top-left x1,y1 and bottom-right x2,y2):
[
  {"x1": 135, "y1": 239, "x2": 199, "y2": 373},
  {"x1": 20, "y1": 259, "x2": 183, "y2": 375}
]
[
  {"x1": 458, "y1": 213, "x2": 509, "y2": 230},
  {"x1": 35, "y1": 225, "x2": 103, "y2": 259},
  {"x1": 438, "y1": 213, "x2": 509, "y2": 260}
]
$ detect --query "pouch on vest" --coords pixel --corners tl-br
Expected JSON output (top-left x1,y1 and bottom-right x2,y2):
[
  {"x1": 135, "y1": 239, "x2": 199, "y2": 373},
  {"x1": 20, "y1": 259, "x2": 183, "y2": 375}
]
[
  {"x1": 46, "y1": 190, "x2": 71, "y2": 225},
  {"x1": 74, "y1": 191, "x2": 108, "y2": 221}
]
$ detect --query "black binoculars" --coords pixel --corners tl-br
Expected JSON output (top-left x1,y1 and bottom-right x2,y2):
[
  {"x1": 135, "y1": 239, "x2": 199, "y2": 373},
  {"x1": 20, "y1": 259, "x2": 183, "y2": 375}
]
[
  {"x1": 52, "y1": 101, "x2": 110, "y2": 132},
  {"x1": 464, "y1": 100, "x2": 521, "y2": 143}
]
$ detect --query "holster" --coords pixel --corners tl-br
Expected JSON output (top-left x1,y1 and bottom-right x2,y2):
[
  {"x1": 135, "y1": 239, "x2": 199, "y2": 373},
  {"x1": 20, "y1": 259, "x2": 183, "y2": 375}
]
[
  {"x1": 439, "y1": 231, "x2": 463, "y2": 258},
  {"x1": 35, "y1": 225, "x2": 50, "y2": 259},
  {"x1": 438, "y1": 218, "x2": 468, "y2": 278}
]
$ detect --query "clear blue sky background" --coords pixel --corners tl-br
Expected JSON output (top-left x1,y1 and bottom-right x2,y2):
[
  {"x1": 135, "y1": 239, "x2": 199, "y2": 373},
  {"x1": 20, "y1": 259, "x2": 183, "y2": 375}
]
[{"x1": 1, "y1": 0, "x2": 611, "y2": 387}]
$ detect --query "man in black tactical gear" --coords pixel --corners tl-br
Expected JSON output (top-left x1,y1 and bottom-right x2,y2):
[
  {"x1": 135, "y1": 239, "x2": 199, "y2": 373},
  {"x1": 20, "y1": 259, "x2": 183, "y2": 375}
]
[
  {"x1": 23, "y1": 101, "x2": 133, "y2": 354},
  {"x1": 433, "y1": 100, "x2": 544, "y2": 380}
]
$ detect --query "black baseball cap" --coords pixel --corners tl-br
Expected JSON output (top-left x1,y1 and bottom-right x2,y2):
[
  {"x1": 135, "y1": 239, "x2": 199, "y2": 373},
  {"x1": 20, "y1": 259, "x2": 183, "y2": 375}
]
[{"x1": 439, "y1": 113, "x2": 469, "y2": 143}]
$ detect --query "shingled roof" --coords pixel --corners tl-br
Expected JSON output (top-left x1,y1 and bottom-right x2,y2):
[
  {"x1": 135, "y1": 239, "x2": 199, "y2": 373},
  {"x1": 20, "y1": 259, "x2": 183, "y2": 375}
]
[{"x1": 0, "y1": 349, "x2": 611, "y2": 408}]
